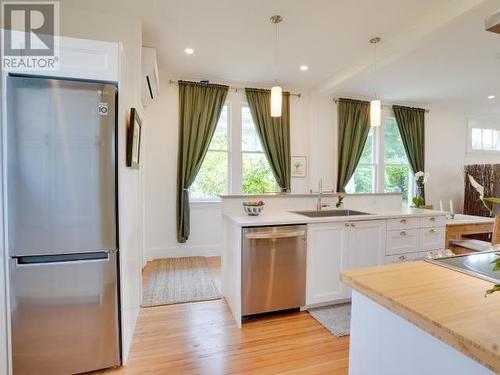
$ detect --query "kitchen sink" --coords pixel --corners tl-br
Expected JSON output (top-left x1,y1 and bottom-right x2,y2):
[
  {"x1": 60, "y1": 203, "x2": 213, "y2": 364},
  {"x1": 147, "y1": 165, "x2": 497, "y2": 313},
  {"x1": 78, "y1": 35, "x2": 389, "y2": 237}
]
[
  {"x1": 292, "y1": 209, "x2": 372, "y2": 218},
  {"x1": 426, "y1": 250, "x2": 500, "y2": 283}
]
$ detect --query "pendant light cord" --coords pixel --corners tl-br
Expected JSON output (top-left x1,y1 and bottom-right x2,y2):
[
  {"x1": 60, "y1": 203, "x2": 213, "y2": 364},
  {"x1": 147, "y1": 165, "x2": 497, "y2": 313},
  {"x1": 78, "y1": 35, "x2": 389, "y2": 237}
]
[{"x1": 274, "y1": 21, "x2": 279, "y2": 84}]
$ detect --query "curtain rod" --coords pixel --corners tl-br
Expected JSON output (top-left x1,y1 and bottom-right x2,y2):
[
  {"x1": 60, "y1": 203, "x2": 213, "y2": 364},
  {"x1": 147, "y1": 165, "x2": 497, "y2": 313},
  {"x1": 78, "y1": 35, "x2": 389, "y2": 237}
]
[
  {"x1": 168, "y1": 79, "x2": 301, "y2": 98},
  {"x1": 333, "y1": 97, "x2": 430, "y2": 113}
]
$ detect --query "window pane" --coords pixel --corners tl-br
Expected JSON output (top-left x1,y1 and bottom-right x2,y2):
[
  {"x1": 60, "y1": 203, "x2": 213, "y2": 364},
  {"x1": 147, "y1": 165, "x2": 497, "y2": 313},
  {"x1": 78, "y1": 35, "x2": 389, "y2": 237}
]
[
  {"x1": 384, "y1": 118, "x2": 408, "y2": 164},
  {"x1": 242, "y1": 153, "x2": 277, "y2": 194},
  {"x1": 483, "y1": 129, "x2": 493, "y2": 150},
  {"x1": 384, "y1": 165, "x2": 410, "y2": 203},
  {"x1": 359, "y1": 129, "x2": 374, "y2": 164},
  {"x1": 345, "y1": 165, "x2": 374, "y2": 193},
  {"x1": 495, "y1": 130, "x2": 500, "y2": 151},
  {"x1": 190, "y1": 151, "x2": 228, "y2": 199},
  {"x1": 209, "y1": 105, "x2": 228, "y2": 150},
  {"x1": 190, "y1": 106, "x2": 229, "y2": 199},
  {"x1": 471, "y1": 128, "x2": 482, "y2": 150},
  {"x1": 241, "y1": 105, "x2": 263, "y2": 152}
]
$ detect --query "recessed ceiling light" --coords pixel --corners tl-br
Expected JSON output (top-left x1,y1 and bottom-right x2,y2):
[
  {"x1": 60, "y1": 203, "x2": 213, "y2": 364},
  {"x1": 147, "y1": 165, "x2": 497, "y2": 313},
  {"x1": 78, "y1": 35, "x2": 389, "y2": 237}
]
[
  {"x1": 300, "y1": 65, "x2": 308, "y2": 71},
  {"x1": 184, "y1": 47, "x2": 194, "y2": 55},
  {"x1": 488, "y1": 95, "x2": 496, "y2": 99}
]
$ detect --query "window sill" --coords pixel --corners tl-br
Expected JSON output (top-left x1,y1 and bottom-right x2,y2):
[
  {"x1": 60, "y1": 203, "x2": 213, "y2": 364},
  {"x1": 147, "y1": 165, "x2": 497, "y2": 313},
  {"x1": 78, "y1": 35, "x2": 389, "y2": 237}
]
[{"x1": 190, "y1": 199, "x2": 222, "y2": 205}]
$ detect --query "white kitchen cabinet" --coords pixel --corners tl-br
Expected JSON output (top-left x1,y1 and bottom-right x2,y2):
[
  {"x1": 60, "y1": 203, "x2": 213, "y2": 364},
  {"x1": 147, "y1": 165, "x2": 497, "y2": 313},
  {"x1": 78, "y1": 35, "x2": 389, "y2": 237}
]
[
  {"x1": 306, "y1": 220, "x2": 386, "y2": 306},
  {"x1": 421, "y1": 227, "x2": 445, "y2": 251},
  {"x1": 386, "y1": 229, "x2": 420, "y2": 255},
  {"x1": 347, "y1": 220, "x2": 386, "y2": 270},
  {"x1": 306, "y1": 222, "x2": 349, "y2": 305}
]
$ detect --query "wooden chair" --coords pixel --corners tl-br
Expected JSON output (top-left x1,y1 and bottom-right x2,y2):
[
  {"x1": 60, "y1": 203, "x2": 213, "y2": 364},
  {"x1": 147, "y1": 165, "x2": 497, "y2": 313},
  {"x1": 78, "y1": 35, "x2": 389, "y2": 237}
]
[{"x1": 449, "y1": 216, "x2": 500, "y2": 253}]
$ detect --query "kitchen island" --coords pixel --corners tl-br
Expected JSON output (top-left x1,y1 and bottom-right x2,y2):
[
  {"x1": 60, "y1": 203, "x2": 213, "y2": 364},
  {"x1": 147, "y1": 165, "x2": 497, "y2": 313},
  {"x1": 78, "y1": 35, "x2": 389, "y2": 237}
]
[{"x1": 341, "y1": 261, "x2": 500, "y2": 375}]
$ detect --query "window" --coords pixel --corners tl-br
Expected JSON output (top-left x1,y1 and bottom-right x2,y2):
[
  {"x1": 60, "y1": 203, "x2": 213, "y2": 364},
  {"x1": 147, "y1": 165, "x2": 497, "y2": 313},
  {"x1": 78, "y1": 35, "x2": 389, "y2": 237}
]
[
  {"x1": 467, "y1": 119, "x2": 500, "y2": 153},
  {"x1": 190, "y1": 105, "x2": 229, "y2": 199},
  {"x1": 346, "y1": 112, "x2": 413, "y2": 203},
  {"x1": 190, "y1": 95, "x2": 280, "y2": 200},
  {"x1": 471, "y1": 128, "x2": 500, "y2": 151},
  {"x1": 383, "y1": 118, "x2": 412, "y2": 203},
  {"x1": 241, "y1": 105, "x2": 277, "y2": 194},
  {"x1": 345, "y1": 129, "x2": 375, "y2": 193}
]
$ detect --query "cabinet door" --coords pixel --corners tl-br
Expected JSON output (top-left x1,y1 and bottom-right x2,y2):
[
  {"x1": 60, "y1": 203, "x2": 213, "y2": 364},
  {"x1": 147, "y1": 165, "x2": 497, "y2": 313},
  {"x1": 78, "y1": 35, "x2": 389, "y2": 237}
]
[
  {"x1": 306, "y1": 222, "x2": 349, "y2": 305},
  {"x1": 347, "y1": 220, "x2": 387, "y2": 270},
  {"x1": 421, "y1": 227, "x2": 445, "y2": 251}
]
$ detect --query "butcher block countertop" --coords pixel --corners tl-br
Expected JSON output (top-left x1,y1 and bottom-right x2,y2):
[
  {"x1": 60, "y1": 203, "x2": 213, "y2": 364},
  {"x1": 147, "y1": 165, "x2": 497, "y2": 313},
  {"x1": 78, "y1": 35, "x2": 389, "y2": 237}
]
[{"x1": 341, "y1": 261, "x2": 500, "y2": 373}]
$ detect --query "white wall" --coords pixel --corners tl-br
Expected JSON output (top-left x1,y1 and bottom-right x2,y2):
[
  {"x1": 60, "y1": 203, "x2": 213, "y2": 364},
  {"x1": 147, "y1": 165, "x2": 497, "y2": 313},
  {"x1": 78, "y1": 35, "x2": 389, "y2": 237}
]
[
  {"x1": 425, "y1": 105, "x2": 500, "y2": 213},
  {"x1": 59, "y1": 6, "x2": 144, "y2": 363},
  {"x1": 143, "y1": 80, "x2": 320, "y2": 259}
]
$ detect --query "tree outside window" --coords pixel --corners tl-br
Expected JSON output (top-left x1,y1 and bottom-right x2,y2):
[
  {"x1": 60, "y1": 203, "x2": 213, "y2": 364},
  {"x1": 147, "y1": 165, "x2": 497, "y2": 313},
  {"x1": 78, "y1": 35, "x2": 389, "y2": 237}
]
[
  {"x1": 241, "y1": 105, "x2": 277, "y2": 194},
  {"x1": 190, "y1": 105, "x2": 229, "y2": 199}
]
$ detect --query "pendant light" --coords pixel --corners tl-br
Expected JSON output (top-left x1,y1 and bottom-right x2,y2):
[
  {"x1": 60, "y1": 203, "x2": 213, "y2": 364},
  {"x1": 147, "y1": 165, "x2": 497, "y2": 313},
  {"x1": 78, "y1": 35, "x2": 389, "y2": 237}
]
[
  {"x1": 270, "y1": 15, "x2": 283, "y2": 117},
  {"x1": 369, "y1": 37, "x2": 381, "y2": 127}
]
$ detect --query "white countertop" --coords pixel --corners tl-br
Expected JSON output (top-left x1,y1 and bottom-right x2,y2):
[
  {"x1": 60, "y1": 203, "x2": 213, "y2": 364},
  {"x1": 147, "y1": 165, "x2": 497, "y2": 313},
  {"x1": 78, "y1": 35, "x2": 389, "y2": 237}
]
[
  {"x1": 445, "y1": 213, "x2": 495, "y2": 226},
  {"x1": 225, "y1": 207, "x2": 447, "y2": 227}
]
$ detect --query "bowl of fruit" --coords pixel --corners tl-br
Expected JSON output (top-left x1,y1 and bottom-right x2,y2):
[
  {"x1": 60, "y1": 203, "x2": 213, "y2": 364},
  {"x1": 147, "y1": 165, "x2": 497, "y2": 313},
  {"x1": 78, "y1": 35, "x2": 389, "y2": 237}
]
[{"x1": 242, "y1": 200, "x2": 265, "y2": 216}]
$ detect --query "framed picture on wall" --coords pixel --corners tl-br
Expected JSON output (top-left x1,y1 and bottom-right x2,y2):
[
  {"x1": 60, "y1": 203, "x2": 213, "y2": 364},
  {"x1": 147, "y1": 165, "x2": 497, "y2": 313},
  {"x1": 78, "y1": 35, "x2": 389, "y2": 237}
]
[
  {"x1": 126, "y1": 107, "x2": 142, "y2": 169},
  {"x1": 291, "y1": 156, "x2": 307, "y2": 177}
]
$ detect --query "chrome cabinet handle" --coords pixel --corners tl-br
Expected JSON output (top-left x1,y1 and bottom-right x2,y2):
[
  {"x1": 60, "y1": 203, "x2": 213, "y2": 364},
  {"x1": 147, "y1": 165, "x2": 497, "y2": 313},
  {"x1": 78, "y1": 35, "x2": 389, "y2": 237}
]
[
  {"x1": 399, "y1": 255, "x2": 407, "y2": 261},
  {"x1": 400, "y1": 231, "x2": 407, "y2": 236},
  {"x1": 345, "y1": 223, "x2": 350, "y2": 227},
  {"x1": 430, "y1": 217, "x2": 436, "y2": 222},
  {"x1": 429, "y1": 229, "x2": 436, "y2": 233},
  {"x1": 245, "y1": 231, "x2": 306, "y2": 239},
  {"x1": 400, "y1": 219, "x2": 407, "y2": 224}
]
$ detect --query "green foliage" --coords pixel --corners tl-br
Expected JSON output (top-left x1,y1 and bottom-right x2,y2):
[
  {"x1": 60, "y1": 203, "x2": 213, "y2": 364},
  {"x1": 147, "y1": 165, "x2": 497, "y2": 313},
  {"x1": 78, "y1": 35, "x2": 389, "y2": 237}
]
[
  {"x1": 385, "y1": 166, "x2": 410, "y2": 202},
  {"x1": 336, "y1": 193, "x2": 345, "y2": 208},
  {"x1": 242, "y1": 155, "x2": 277, "y2": 194},
  {"x1": 484, "y1": 241, "x2": 500, "y2": 297},
  {"x1": 352, "y1": 166, "x2": 373, "y2": 193},
  {"x1": 190, "y1": 150, "x2": 227, "y2": 199},
  {"x1": 412, "y1": 196, "x2": 424, "y2": 208}
]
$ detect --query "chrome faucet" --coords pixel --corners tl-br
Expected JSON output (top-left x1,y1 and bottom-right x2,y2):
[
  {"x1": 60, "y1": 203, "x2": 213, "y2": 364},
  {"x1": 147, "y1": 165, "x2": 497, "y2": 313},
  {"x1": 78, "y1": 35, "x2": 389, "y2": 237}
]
[{"x1": 316, "y1": 179, "x2": 329, "y2": 211}]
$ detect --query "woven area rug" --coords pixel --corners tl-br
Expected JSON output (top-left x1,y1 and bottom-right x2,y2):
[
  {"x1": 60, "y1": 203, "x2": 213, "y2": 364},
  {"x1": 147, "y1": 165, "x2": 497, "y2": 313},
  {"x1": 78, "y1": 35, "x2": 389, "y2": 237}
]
[
  {"x1": 142, "y1": 257, "x2": 221, "y2": 307},
  {"x1": 308, "y1": 303, "x2": 351, "y2": 337}
]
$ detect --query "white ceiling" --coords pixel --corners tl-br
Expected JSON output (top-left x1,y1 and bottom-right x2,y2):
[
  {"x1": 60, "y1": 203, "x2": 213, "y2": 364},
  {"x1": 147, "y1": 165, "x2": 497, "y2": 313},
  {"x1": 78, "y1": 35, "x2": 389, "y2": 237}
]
[
  {"x1": 336, "y1": 0, "x2": 500, "y2": 113},
  {"x1": 61, "y1": 0, "x2": 500, "y2": 111},
  {"x1": 62, "y1": 0, "x2": 460, "y2": 88}
]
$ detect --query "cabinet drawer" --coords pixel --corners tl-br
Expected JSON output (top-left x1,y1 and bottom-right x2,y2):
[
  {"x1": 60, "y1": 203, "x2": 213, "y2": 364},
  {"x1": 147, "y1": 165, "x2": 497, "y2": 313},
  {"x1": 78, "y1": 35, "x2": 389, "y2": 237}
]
[
  {"x1": 385, "y1": 251, "x2": 428, "y2": 264},
  {"x1": 420, "y1": 215, "x2": 446, "y2": 228},
  {"x1": 386, "y1": 229, "x2": 419, "y2": 255},
  {"x1": 386, "y1": 217, "x2": 420, "y2": 231},
  {"x1": 421, "y1": 227, "x2": 445, "y2": 251}
]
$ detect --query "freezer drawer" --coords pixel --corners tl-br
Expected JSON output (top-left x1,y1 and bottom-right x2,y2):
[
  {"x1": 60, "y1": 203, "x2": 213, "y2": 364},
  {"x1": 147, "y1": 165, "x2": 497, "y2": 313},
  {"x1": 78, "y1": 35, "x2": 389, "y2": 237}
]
[
  {"x1": 242, "y1": 225, "x2": 307, "y2": 316},
  {"x1": 9, "y1": 251, "x2": 120, "y2": 374}
]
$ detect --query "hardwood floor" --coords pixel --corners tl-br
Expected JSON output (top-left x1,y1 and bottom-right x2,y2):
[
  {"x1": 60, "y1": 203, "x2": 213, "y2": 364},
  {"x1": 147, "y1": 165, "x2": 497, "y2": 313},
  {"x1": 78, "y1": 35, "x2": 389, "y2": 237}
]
[{"x1": 100, "y1": 257, "x2": 349, "y2": 374}]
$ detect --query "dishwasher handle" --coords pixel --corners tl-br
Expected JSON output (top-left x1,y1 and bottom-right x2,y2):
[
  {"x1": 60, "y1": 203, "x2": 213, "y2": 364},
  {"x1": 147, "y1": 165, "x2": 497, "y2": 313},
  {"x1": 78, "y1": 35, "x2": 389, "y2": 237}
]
[{"x1": 244, "y1": 230, "x2": 306, "y2": 240}]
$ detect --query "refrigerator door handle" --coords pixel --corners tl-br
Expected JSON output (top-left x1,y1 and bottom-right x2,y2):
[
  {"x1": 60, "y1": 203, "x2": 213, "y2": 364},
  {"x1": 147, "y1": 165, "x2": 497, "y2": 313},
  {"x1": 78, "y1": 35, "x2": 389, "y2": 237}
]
[{"x1": 14, "y1": 251, "x2": 113, "y2": 267}]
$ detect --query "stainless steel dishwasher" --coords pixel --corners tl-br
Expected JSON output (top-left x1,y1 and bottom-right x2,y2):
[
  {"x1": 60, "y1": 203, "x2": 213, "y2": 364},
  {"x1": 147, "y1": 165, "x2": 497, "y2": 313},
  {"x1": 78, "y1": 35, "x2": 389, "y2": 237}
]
[{"x1": 242, "y1": 225, "x2": 307, "y2": 316}]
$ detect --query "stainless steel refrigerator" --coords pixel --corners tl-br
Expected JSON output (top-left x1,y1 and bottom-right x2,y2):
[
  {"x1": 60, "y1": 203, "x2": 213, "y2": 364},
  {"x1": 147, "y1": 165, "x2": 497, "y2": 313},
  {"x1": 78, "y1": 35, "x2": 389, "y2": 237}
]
[{"x1": 6, "y1": 75, "x2": 121, "y2": 374}]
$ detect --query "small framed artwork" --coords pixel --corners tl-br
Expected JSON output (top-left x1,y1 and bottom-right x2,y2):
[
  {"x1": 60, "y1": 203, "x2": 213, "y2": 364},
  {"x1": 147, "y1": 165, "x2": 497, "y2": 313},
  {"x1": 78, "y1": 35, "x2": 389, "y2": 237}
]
[
  {"x1": 126, "y1": 108, "x2": 142, "y2": 169},
  {"x1": 291, "y1": 156, "x2": 307, "y2": 177}
]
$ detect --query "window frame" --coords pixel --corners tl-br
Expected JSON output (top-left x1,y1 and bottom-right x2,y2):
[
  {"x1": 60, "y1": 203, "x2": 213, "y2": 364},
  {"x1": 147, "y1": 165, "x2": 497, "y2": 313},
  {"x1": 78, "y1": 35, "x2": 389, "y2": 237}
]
[
  {"x1": 240, "y1": 102, "x2": 279, "y2": 194},
  {"x1": 467, "y1": 118, "x2": 500, "y2": 154},
  {"x1": 190, "y1": 95, "x2": 280, "y2": 202},
  {"x1": 189, "y1": 103, "x2": 231, "y2": 202},
  {"x1": 346, "y1": 107, "x2": 414, "y2": 204}
]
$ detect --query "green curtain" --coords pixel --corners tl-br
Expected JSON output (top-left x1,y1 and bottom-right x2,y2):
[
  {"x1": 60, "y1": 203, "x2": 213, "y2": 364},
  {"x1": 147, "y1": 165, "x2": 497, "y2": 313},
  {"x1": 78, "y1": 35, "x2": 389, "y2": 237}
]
[
  {"x1": 176, "y1": 81, "x2": 228, "y2": 243},
  {"x1": 393, "y1": 105, "x2": 426, "y2": 199},
  {"x1": 245, "y1": 88, "x2": 291, "y2": 192},
  {"x1": 336, "y1": 98, "x2": 371, "y2": 192}
]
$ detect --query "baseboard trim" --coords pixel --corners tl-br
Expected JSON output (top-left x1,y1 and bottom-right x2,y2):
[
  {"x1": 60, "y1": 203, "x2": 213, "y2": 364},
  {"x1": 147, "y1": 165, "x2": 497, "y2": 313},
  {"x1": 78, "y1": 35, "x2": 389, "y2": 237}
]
[{"x1": 146, "y1": 244, "x2": 221, "y2": 260}]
